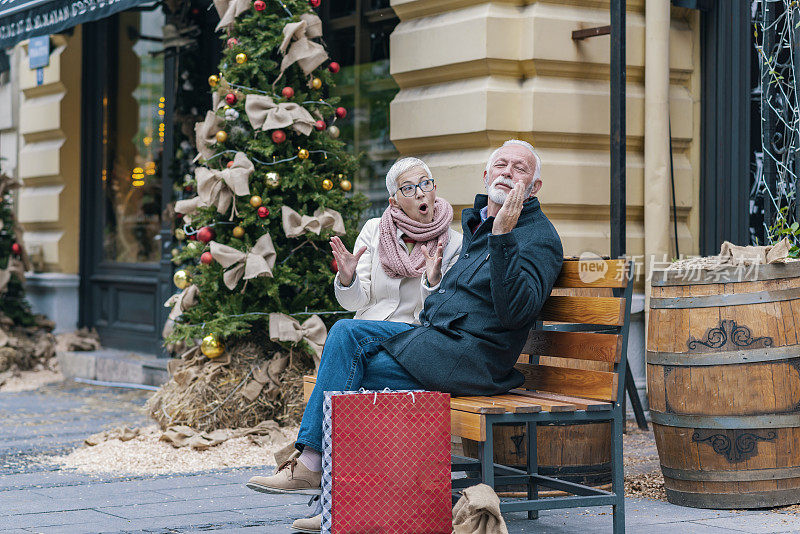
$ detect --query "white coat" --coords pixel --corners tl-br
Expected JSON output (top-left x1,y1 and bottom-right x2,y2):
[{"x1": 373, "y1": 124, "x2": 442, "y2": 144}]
[{"x1": 334, "y1": 218, "x2": 463, "y2": 324}]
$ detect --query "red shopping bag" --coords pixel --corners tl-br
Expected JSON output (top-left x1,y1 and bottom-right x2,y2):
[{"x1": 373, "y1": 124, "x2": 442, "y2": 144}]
[{"x1": 328, "y1": 390, "x2": 452, "y2": 534}]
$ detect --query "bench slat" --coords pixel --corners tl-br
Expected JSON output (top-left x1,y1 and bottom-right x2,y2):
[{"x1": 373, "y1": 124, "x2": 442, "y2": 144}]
[
  {"x1": 555, "y1": 259, "x2": 629, "y2": 289},
  {"x1": 511, "y1": 389, "x2": 614, "y2": 411},
  {"x1": 539, "y1": 295, "x2": 625, "y2": 326},
  {"x1": 523, "y1": 330, "x2": 621, "y2": 363},
  {"x1": 450, "y1": 398, "x2": 506, "y2": 414},
  {"x1": 451, "y1": 409, "x2": 485, "y2": 441},
  {"x1": 490, "y1": 393, "x2": 577, "y2": 412},
  {"x1": 515, "y1": 363, "x2": 618, "y2": 402},
  {"x1": 461, "y1": 396, "x2": 542, "y2": 414}
]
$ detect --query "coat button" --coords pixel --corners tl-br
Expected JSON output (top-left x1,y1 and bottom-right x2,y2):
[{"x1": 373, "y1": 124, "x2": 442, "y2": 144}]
[
  {"x1": 423, "y1": 321, "x2": 431, "y2": 327},
  {"x1": 438, "y1": 289, "x2": 446, "y2": 294},
  {"x1": 463, "y1": 253, "x2": 469, "y2": 259}
]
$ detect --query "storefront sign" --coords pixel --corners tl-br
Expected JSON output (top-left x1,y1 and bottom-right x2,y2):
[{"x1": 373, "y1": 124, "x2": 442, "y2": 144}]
[
  {"x1": 0, "y1": 0, "x2": 150, "y2": 49},
  {"x1": 28, "y1": 35, "x2": 49, "y2": 69}
]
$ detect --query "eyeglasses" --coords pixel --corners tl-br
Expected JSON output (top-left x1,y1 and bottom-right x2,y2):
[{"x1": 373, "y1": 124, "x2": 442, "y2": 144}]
[{"x1": 398, "y1": 179, "x2": 435, "y2": 197}]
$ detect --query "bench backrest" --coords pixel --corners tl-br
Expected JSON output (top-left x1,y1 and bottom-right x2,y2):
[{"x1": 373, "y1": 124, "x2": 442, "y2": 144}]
[{"x1": 515, "y1": 258, "x2": 634, "y2": 405}]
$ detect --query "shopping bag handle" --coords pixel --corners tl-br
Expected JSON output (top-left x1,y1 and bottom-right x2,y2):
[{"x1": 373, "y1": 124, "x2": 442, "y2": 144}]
[{"x1": 357, "y1": 387, "x2": 417, "y2": 404}]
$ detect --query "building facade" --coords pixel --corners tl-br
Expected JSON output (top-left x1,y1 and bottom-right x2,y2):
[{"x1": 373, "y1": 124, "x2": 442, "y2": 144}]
[{"x1": 0, "y1": 0, "x2": 753, "y2": 374}]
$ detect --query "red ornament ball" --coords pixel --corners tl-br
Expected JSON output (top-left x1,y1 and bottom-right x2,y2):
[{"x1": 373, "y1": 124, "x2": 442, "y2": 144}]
[
  {"x1": 11, "y1": 243, "x2": 21, "y2": 255},
  {"x1": 281, "y1": 86, "x2": 295, "y2": 99},
  {"x1": 309, "y1": 0, "x2": 321, "y2": 7},
  {"x1": 227, "y1": 38, "x2": 238, "y2": 48},
  {"x1": 188, "y1": 234, "x2": 197, "y2": 241},
  {"x1": 331, "y1": 258, "x2": 338, "y2": 273},
  {"x1": 258, "y1": 206, "x2": 269, "y2": 218},
  {"x1": 200, "y1": 252, "x2": 214, "y2": 265},
  {"x1": 225, "y1": 93, "x2": 237, "y2": 105},
  {"x1": 184, "y1": 185, "x2": 193, "y2": 193},
  {"x1": 226, "y1": 160, "x2": 234, "y2": 168},
  {"x1": 254, "y1": 0, "x2": 266, "y2": 11},
  {"x1": 197, "y1": 226, "x2": 216, "y2": 243},
  {"x1": 315, "y1": 120, "x2": 326, "y2": 131},
  {"x1": 328, "y1": 62, "x2": 340, "y2": 74},
  {"x1": 271, "y1": 129, "x2": 286, "y2": 144},
  {"x1": 335, "y1": 106, "x2": 347, "y2": 119}
]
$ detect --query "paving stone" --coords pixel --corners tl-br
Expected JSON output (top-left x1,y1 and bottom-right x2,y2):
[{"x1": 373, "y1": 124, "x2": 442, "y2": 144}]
[
  {"x1": 3, "y1": 491, "x2": 175, "y2": 516},
  {"x1": 155, "y1": 482, "x2": 263, "y2": 500},
  {"x1": 0, "y1": 509, "x2": 120, "y2": 529},
  {"x1": 692, "y1": 512, "x2": 800, "y2": 533}
]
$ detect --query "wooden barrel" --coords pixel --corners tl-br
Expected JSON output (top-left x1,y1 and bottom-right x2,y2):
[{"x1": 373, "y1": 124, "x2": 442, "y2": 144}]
[
  {"x1": 648, "y1": 262, "x2": 800, "y2": 509},
  {"x1": 462, "y1": 421, "x2": 612, "y2": 488}
]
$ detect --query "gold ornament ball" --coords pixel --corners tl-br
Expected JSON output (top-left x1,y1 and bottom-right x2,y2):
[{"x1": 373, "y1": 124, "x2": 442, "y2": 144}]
[
  {"x1": 328, "y1": 125, "x2": 340, "y2": 139},
  {"x1": 235, "y1": 53, "x2": 247, "y2": 64},
  {"x1": 322, "y1": 179, "x2": 334, "y2": 191},
  {"x1": 175, "y1": 228, "x2": 186, "y2": 241},
  {"x1": 298, "y1": 149, "x2": 310, "y2": 160},
  {"x1": 215, "y1": 130, "x2": 228, "y2": 143},
  {"x1": 265, "y1": 172, "x2": 281, "y2": 188},
  {"x1": 232, "y1": 226, "x2": 245, "y2": 238},
  {"x1": 340, "y1": 179, "x2": 352, "y2": 192},
  {"x1": 208, "y1": 74, "x2": 219, "y2": 87},
  {"x1": 173, "y1": 270, "x2": 191, "y2": 290},
  {"x1": 201, "y1": 333, "x2": 225, "y2": 359},
  {"x1": 249, "y1": 195, "x2": 262, "y2": 208},
  {"x1": 311, "y1": 77, "x2": 323, "y2": 90}
]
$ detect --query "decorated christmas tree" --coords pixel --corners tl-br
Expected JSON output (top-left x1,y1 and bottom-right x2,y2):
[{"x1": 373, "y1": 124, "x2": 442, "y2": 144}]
[
  {"x1": 149, "y1": 0, "x2": 367, "y2": 431},
  {"x1": 0, "y1": 167, "x2": 34, "y2": 327}
]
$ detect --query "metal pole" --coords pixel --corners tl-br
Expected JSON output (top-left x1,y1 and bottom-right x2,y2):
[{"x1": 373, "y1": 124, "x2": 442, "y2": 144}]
[
  {"x1": 610, "y1": 0, "x2": 626, "y2": 259},
  {"x1": 762, "y1": 0, "x2": 777, "y2": 242}
]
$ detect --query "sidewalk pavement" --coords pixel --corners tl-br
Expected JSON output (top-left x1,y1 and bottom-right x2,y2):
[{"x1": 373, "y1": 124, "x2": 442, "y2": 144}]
[{"x1": 2, "y1": 381, "x2": 799, "y2": 533}]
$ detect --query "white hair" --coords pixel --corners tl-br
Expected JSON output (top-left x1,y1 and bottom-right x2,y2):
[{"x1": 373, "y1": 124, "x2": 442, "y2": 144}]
[
  {"x1": 385, "y1": 157, "x2": 432, "y2": 197},
  {"x1": 485, "y1": 140, "x2": 542, "y2": 184}
]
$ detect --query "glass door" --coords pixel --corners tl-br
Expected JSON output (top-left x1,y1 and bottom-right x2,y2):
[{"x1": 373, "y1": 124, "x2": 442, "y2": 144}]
[{"x1": 80, "y1": 9, "x2": 169, "y2": 353}]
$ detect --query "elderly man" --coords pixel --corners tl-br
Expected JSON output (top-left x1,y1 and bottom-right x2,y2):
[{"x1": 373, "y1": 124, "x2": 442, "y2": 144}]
[{"x1": 249, "y1": 140, "x2": 563, "y2": 533}]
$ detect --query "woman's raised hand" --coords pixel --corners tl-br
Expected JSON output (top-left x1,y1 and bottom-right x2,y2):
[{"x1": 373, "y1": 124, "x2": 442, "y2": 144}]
[
  {"x1": 330, "y1": 236, "x2": 367, "y2": 287},
  {"x1": 421, "y1": 243, "x2": 444, "y2": 287}
]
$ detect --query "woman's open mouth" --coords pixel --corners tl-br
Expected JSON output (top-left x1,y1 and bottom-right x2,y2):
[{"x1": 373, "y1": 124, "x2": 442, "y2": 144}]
[{"x1": 418, "y1": 203, "x2": 429, "y2": 215}]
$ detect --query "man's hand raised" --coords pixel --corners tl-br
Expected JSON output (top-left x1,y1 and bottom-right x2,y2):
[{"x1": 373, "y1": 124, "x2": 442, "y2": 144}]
[{"x1": 492, "y1": 182, "x2": 525, "y2": 235}]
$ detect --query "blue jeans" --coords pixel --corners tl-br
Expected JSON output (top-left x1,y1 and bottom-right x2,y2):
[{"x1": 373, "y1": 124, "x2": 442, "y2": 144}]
[{"x1": 296, "y1": 319, "x2": 423, "y2": 453}]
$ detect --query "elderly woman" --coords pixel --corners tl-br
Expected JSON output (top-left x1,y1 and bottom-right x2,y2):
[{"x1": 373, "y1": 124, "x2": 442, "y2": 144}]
[{"x1": 330, "y1": 157, "x2": 462, "y2": 323}]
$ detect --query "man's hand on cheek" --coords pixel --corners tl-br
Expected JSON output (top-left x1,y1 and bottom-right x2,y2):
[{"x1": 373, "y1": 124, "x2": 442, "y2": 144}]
[{"x1": 492, "y1": 182, "x2": 525, "y2": 235}]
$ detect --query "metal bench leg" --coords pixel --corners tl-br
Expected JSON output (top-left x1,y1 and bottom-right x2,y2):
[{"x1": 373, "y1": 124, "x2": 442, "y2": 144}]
[
  {"x1": 526, "y1": 421, "x2": 539, "y2": 520},
  {"x1": 611, "y1": 414, "x2": 625, "y2": 533},
  {"x1": 478, "y1": 419, "x2": 495, "y2": 488}
]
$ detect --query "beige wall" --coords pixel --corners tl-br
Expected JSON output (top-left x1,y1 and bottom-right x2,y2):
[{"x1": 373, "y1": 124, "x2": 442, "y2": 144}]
[
  {"x1": 16, "y1": 29, "x2": 82, "y2": 273},
  {"x1": 389, "y1": 0, "x2": 700, "y2": 258}
]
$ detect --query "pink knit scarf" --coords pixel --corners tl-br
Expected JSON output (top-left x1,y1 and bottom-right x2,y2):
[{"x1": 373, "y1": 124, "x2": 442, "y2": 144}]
[{"x1": 378, "y1": 197, "x2": 453, "y2": 279}]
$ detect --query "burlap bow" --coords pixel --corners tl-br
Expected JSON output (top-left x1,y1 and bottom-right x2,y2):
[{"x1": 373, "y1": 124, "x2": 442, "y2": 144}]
[
  {"x1": 269, "y1": 313, "x2": 327, "y2": 370},
  {"x1": 195, "y1": 110, "x2": 224, "y2": 162},
  {"x1": 164, "y1": 284, "x2": 199, "y2": 322},
  {"x1": 210, "y1": 233, "x2": 276, "y2": 290},
  {"x1": 242, "y1": 352, "x2": 290, "y2": 402},
  {"x1": 245, "y1": 94, "x2": 316, "y2": 136},
  {"x1": 174, "y1": 196, "x2": 208, "y2": 223},
  {"x1": 276, "y1": 13, "x2": 328, "y2": 82},
  {"x1": 0, "y1": 174, "x2": 32, "y2": 272},
  {"x1": 213, "y1": 0, "x2": 251, "y2": 31},
  {"x1": 197, "y1": 152, "x2": 253, "y2": 219},
  {"x1": 0, "y1": 258, "x2": 25, "y2": 294},
  {"x1": 0, "y1": 173, "x2": 20, "y2": 198},
  {"x1": 281, "y1": 206, "x2": 346, "y2": 238}
]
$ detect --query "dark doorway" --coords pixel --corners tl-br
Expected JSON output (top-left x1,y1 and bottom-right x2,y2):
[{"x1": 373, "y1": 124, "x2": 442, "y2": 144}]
[{"x1": 79, "y1": 10, "x2": 170, "y2": 354}]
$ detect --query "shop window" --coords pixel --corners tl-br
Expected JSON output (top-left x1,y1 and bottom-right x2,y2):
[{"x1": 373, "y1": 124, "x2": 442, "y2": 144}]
[
  {"x1": 322, "y1": 1, "x2": 399, "y2": 220},
  {"x1": 101, "y1": 8, "x2": 165, "y2": 263}
]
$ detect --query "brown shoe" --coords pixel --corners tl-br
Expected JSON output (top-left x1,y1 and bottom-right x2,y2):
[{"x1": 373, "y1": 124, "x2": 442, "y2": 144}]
[
  {"x1": 292, "y1": 514, "x2": 321, "y2": 533},
  {"x1": 246, "y1": 456, "x2": 321, "y2": 495}
]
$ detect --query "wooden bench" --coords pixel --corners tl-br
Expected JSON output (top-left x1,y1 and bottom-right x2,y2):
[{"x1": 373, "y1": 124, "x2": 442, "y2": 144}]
[{"x1": 304, "y1": 258, "x2": 633, "y2": 533}]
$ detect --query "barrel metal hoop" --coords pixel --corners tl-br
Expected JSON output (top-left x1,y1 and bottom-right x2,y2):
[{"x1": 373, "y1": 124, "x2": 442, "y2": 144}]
[
  {"x1": 650, "y1": 411, "x2": 800, "y2": 429},
  {"x1": 646, "y1": 346, "x2": 800, "y2": 366},
  {"x1": 652, "y1": 263, "x2": 800, "y2": 286},
  {"x1": 649, "y1": 287, "x2": 800, "y2": 309},
  {"x1": 661, "y1": 465, "x2": 800, "y2": 482},
  {"x1": 665, "y1": 487, "x2": 800, "y2": 509}
]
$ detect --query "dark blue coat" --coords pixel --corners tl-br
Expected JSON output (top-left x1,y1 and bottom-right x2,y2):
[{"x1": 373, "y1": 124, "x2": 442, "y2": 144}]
[{"x1": 382, "y1": 194, "x2": 563, "y2": 396}]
